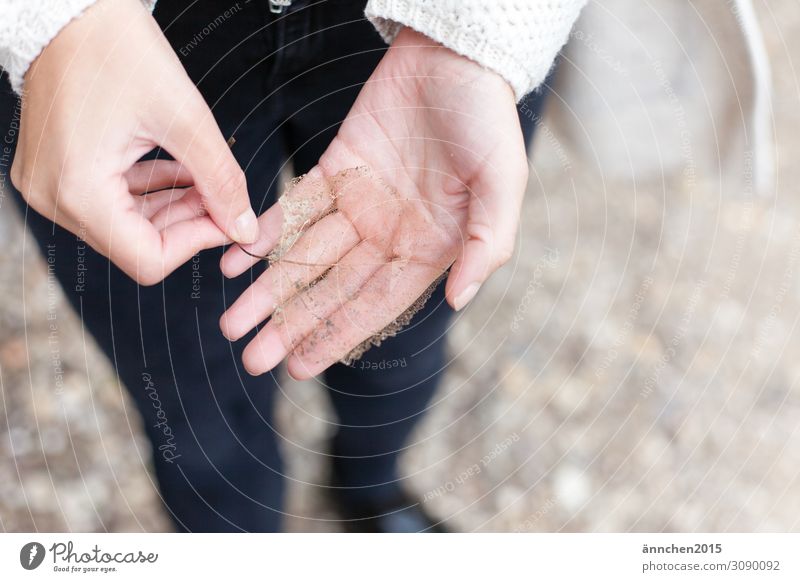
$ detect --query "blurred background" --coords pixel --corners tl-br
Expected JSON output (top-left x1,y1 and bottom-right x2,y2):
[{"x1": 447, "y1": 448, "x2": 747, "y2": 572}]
[{"x1": 2, "y1": 1, "x2": 800, "y2": 532}]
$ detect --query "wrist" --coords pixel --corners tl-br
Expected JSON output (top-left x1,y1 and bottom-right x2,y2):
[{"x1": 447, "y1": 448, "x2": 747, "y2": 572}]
[
  {"x1": 386, "y1": 27, "x2": 516, "y2": 103},
  {"x1": 22, "y1": 0, "x2": 153, "y2": 94}
]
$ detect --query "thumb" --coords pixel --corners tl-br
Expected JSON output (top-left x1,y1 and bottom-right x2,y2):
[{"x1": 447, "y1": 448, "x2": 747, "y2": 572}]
[
  {"x1": 157, "y1": 90, "x2": 259, "y2": 245},
  {"x1": 445, "y1": 162, "x2": 528, "y2": 311}
]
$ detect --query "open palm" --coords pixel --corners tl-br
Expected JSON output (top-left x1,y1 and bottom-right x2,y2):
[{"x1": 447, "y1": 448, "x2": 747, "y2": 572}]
[{"x1": 219, "y1": 28, "x2": 528, "y2": 379}]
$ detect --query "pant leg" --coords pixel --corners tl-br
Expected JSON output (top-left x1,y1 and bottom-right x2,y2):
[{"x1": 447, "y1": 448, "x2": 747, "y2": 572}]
[
  {"x1": 274, "y1": 0, "x2": 550, "y2": 504},
  {"x1": 270, "y1": 1, "x2": 440, "y2": 503},
  {"x1": 0, "y1": 0, "x2": 289, "y2": 532}
]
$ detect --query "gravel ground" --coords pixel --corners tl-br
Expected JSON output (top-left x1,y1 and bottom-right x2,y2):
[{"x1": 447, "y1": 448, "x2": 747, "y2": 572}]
[{"x1": 2, "y1": 3, "x2": 800, "y2": 532}]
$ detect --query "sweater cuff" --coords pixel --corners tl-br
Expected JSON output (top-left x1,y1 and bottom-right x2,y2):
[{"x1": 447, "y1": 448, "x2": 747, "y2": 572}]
[
  {"x1": 0, "y1": 0, "x2": 157, "y2": 95},
  {"x1": 365, "y1": 0, "x2": 538, "y2": 101}
]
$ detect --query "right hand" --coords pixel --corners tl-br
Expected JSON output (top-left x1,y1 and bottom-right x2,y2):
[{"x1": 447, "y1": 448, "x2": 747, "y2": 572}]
[{"x1": 10, "y1": 0, "x2": 259, "y2": 285}]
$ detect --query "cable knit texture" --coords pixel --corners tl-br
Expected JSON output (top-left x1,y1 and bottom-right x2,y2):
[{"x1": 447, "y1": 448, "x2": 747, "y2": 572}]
[
  {"x1": 0, "y1": 0, "x2": 156, "y2": 95},
  {"x1": 1, "y1": 0, "x2": 585, "y2": 100},
  {"x1": 365, "y1": 0, "x2": 587, "y2": 101}
]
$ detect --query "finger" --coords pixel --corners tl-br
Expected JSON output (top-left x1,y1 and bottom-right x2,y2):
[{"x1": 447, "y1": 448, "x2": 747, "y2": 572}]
[
  {"x1": 125, "y1": 159, "x2": 193, "y2": 194},
  {"x1": 219, "y1": 167, "x2": 335, "y2": 277},
  {"x1": 240, "y1": 240, "x2": 386, "y2": 375},
  {"x1": 444, "y1": 161, "x2": 528, "y2": 311},
  {"x1": 108, "y1": 211, "x2": 228, "y2": 284},
  {"x1": 133, "y1": 187, "x2": 190, "y2": 220},
  {"x1": 156, "y1": 89, "x2": 258, "y2": 244},
  {"x1": 286, "y1": 259, "x2": 443, "y2": 379},
  {"x1": 86, "y1": 184, "x2": 228, "y2": 285},
  {"x1": 156, "y1": 215, "x2": 230, "y2": 273},
  {"x1": 220, "y1": 210, "x2": 360, "y2": 341},
  {"x1": 147, "y1": 187, "x2": 210, "y2": 230},
  {"x1": 219, "y1": 201, "x2": 284, "y2": 278}
]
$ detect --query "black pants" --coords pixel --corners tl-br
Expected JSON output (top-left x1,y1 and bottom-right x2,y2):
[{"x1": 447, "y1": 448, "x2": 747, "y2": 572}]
[{"x1": 0, "y1": 0, "x2": 544, "y2": 531}]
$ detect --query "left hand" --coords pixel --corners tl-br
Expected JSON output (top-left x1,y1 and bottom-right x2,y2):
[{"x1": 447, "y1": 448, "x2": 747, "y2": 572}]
[{"x1": 219, "y1": 28, "x2": 529, "y2": 378}]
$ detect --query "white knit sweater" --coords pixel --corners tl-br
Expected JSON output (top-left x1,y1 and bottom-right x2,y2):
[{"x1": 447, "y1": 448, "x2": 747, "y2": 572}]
[
  {"x1": 0, "y1": 0, "x2": 586, "y2": 101},
  {"x1": 366, "y1": 0, "x2": 587, "y2": 100}
]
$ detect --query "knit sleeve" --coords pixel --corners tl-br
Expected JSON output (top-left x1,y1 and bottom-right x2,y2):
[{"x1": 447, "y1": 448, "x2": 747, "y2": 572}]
[
  {"x1": 0, "y1": 0, "x2": 157, "y2": 95},
  {"x1": 365, "y1": 0, "x2": 587, "y2": 101}
]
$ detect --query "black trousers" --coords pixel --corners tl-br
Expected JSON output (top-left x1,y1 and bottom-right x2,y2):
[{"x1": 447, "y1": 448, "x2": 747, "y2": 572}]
[{"x1": 0, "y1": 0, "x2": 544, "y2": 531}]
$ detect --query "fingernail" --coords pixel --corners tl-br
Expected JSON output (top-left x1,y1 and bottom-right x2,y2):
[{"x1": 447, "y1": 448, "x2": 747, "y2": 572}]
[
  {"x1": 233, "y1": 209, "x2": 259, "y2": 244},
  {"x1": 454, "y1": 282, "x2": 481, "y2": 311}
]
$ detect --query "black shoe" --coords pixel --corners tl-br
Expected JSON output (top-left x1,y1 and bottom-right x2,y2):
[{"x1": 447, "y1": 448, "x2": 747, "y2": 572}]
[
  {"x1": 327, "y1": 461, "x2": 450, "y2": 532},
  {"x1": 331, "y1": 489, "x2": 450, "y2": 533}
]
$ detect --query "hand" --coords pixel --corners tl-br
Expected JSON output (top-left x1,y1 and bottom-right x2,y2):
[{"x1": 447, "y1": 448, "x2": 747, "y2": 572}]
[
  {"x1": 10, "y1": 0, "x2": 259, "y2": 285},
  {"x1": 219, "y1": 28, "x2": 528, "y2": 378}
]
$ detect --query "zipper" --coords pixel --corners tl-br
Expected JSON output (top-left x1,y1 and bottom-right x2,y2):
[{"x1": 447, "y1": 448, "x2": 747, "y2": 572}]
[{"x1": 269, "y1": 0, "x2": 292, "y2": 13}]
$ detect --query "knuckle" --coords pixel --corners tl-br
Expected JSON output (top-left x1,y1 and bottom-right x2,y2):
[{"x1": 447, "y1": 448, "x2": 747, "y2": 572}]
[
  {"x1": 134, "y1": 266, "x2": 164, "y2": 287},
  {"x1": 493, "y1": 242, "x2": 515, "y2": 267},
  {"x1": 119, "y1": 253, "x2": 165, "y2": 287},
  {"x1": 115, "y1": 241, "x2": 166, "y2": 286},
  {"x1": 9, "y1": 159, "x2": 28, "y2": 193},
  {"x1": 207, "y1": 159, "x2": 246, "y2": 204}
]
